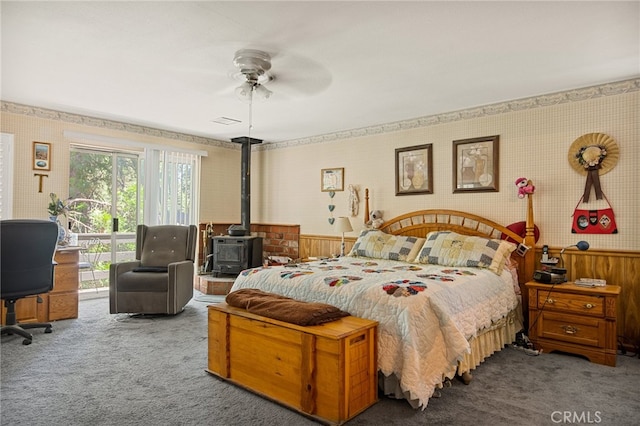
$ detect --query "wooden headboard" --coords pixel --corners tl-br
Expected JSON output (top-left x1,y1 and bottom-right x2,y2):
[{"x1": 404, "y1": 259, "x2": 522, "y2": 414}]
[{"x1": 371, "y1": 182, "x2": 536, "y2": 290}]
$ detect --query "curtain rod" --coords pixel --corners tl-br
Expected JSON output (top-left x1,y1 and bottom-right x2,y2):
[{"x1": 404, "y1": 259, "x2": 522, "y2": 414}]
[{"x1": 63, "y1": 130, "x2": 208, "y2": 157}]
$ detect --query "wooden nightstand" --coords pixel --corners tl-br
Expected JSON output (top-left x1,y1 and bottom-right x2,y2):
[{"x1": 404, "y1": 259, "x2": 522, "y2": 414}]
[{"x1": 526, "y1": 281, "x2": 620, "y2": 367}]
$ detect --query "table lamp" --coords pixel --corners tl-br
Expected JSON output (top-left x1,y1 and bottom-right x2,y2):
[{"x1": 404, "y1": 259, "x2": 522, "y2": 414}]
[
  {"x1": 555, "y1": 240, "x2": 590, "y2": 281},
  {"x1": 533, "y1": 240, "x2": 589, "y2": 284},
  {"x1": 335, "y1": 217, "x2": 353, "y2": 257},
  {"x1": 559, "y1": 240, "x2": 590, "y2": 268}
]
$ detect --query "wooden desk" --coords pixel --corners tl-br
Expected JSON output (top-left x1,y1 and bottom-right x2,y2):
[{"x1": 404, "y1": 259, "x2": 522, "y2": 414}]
[{"x1": 1, "y1": 247, "x2": 80, "y2": 324}]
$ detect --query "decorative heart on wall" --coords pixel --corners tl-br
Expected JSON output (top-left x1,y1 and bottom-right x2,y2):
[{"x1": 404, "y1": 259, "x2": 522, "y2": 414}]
[
  {"x1": 329, "y1": 191, "x2": 335, "y2": 198},
  {"x1": 328, "y1": 218, "x2": 335, "y2": 225},
  {"x1": 328, "y1": 205, "x2": 335, "y2": 212}
]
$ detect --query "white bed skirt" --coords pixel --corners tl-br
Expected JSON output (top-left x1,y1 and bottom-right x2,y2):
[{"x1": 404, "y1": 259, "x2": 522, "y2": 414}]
[{"x1": 380, "y1": 307, "x2": 523, "y2": 409}]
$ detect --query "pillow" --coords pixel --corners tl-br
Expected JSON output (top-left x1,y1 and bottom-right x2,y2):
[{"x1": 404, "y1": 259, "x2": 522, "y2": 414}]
[
  {"x1": 348, "y1": 229, "x2": 425, "y2": 262},
  {"x1": 414, "y1": 231, "x2": 516, "y2": 275}
]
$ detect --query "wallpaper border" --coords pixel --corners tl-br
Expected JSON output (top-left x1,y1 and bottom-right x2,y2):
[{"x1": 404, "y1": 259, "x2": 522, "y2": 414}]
[{"x1": 2, "y1": 78, "x2": 638, "y2": 151}]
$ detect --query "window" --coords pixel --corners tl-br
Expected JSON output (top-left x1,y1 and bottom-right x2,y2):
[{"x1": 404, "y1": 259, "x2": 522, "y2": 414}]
[
  {"x1": 144, "y1": 149, "x2": 201, "y2": 226},
  {"x1": 0, "y1": 133, "x2": 14, "y2": 219},
  {"x1": 64, "y1": 130, "x2": 205, "y2": 228}
]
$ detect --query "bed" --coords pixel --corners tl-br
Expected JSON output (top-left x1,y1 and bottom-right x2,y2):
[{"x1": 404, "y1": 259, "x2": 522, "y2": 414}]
[{"x1": 229, "y1": 193, "x2": 536, "y2": 409}]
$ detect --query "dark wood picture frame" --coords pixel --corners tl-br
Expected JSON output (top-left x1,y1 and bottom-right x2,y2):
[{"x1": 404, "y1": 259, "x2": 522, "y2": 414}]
[
  {"x1": 321, "y1": 167, "x2": 344, "y2": 192},
  {"x1": 452, "y1": 135, "x2": 499, "y2": 193},
  {"x1": 33, "y1": 141, "x2": 52, "y2": 171},
  {"x1": 395, "y1": 144, "x2": 433, "y2": 195}
]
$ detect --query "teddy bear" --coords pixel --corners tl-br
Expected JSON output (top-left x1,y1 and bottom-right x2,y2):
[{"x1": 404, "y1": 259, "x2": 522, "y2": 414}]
[
  {"x1": 366, "y1": 210, "x2": 384, "y2": 229},
  {"x1": 515, "y1": 177, "x2": 535, "y2": 198}
]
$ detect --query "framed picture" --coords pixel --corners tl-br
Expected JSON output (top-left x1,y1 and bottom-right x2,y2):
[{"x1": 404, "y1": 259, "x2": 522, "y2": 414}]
[
  {"x1": 33, "y1": 141, "x2": 52, "y2": 171},
  {"x1": 452, "y1": 135, "x2": 499, "y2": 193},
  {"x1": 321, "y1": 167, "x2": 344, "y2": 192},
  {"x1": 395, "y1": 144, "x2": 433, "y2": 195}
]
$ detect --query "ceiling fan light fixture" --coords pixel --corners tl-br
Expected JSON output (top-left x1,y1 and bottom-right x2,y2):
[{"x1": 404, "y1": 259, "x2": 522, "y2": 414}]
[
  {"x1": 233, "y1": 49, "x2": 274, "y2": 103},
  {"x1": 235, "y1": 81, "x2": 254, "y2": 102},
  {"x1": 254, "y1": 84, "x2": 272, "y2": 101}
]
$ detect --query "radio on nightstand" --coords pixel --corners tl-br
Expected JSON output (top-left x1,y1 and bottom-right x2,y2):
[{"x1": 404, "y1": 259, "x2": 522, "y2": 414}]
[{"x1": 533, "y1": 268, "x2": 567, "y2": 284}]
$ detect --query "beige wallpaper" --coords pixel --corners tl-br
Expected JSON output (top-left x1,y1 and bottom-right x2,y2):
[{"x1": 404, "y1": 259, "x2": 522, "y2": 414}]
[
  {"x1": 251, "y1": 91, "x2": 639, "y2": 251},
  {"x1": 1, "y1": 85, "x2": 638, "y2": 252},
  {"x1": 0, "y1": 111, "x2": 241, "y2": 225}
]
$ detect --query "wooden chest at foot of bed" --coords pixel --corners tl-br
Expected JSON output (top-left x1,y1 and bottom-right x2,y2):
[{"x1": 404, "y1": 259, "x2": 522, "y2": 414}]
[{"x1": 207, "y1": 303, "x2": 378, "y2": 425}]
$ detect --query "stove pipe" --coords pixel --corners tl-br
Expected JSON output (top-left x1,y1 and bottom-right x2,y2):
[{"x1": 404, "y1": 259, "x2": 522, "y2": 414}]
[{"x1": 230, "y1": 136, "x2": 263, "y2": 236}]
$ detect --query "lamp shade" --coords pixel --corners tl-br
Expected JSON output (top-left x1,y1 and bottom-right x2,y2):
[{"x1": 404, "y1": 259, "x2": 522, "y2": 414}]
[
  {"x1": 576, "y1": 241, "x2": 590, "y2": 251},
  {"x1": 335, "y1": 217, "x2": 353, "y2": 233},
  {"x1": 561, "y1": 240, "x2": 590, "y2": 255},
  {"x1": 254, "y1": 84, "x2": 272, "y2": 100},
  {"x1": 559, "y1": 240, "x2": 589, "y2": 269},
  {"x1": 235, "y1": 82, "x2": 254, "y2": 102}
]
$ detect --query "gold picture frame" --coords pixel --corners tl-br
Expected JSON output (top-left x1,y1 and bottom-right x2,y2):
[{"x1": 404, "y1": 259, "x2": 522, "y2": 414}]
[
  {"x1": 33, "y1": 141, "x2": 52, "y2": 171},
  {"x1": 395, "y1": 144, "x2": 433, "y2": 195},
  {"x1": 453, "y1": 135, "x2": 499, "y2": 193},
  {"x1": 321, "y1": 168, "x2": 344, "y2": 192}
]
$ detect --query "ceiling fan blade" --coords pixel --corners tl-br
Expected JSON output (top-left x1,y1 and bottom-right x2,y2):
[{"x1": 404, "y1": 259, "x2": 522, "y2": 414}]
[{"x1": 267, "y1": 51, "x2": 332, "y2": 98}]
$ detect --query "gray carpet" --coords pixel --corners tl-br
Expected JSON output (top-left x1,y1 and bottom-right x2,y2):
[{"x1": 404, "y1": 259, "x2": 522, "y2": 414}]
[{"x1": 1, "y1": 294, "x2": 638, "y2": 426}]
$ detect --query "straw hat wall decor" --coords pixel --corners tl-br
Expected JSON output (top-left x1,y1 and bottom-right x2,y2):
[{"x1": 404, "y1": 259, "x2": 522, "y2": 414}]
[{"x1": 568, "y1": 133, "x2": 619, "y2": 202}]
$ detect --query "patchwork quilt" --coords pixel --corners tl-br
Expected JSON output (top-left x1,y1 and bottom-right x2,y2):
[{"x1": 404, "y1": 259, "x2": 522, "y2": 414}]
[{"x1": 230, "y1": 256, "x2": 519, "y2": 408}]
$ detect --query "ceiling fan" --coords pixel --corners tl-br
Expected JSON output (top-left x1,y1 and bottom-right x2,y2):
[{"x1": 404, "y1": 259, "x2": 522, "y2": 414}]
[
  {"x1": 232, "y1": 49, "x2": 274, "y2": 102},
  {"x1": 229, "y1": 48, "x2": 332, "y2": 102}
]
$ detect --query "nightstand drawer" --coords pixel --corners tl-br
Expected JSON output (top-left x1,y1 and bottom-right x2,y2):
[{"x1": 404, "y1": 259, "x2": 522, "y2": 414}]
[
  {"x1": 537, "y1": 291, "x2": 603, "y2": 317},
  {"x1": 538, "y1": 311, "x2": 605, "y2": 348}
]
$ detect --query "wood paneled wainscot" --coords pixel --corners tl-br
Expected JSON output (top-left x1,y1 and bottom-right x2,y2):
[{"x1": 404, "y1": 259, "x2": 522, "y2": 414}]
[{"x1": 1, "y1": 247, "x2": 80, "y2": 324}]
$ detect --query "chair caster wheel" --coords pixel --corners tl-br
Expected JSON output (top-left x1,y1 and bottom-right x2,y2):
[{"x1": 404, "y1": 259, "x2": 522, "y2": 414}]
[
  {"x1": 44, "y1": 327, "x2": 52, "y2": 334},
  {"x1": 22, "y1": 338, "x2": 32, "y2": 345}
]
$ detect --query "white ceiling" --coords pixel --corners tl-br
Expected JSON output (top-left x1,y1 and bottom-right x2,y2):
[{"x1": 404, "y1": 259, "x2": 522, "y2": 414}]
[{"x1": 2, "y1": 1, "x2": 638, "y2": 144}]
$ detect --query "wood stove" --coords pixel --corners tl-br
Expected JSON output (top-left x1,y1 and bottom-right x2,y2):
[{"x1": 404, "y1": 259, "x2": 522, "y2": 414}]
[
  {"x1": 211, "y1": 235, "x2": 263, "y2": 276},
  {"x1": 211, "y1": 136, "x2": 263, "y2": 275}
]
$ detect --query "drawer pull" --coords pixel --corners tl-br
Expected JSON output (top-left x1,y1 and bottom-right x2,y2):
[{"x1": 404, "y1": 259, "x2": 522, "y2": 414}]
[
  {"x1": 562, "y1": 325, "x2": 579, "y2": 335},
  {"x1": 546, "y1": 298, "x2": 555, "y2": 304},
  {"x1": 584, "y1": 303, "x2": 596, "y2": 309}
]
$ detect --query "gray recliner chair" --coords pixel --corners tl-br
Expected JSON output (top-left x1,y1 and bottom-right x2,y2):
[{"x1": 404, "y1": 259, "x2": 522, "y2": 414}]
[{"x1": 109, "y1": 224, "x2": 197, "y2": 315}]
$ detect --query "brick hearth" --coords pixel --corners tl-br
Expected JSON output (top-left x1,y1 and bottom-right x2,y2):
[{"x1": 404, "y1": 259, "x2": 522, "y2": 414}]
[
  {"x1": 195, "y1": 275, "x2": 235, "y2": 295},
  {"x1": 197, "y1": 222, "x2": 300, "y2": 269}
]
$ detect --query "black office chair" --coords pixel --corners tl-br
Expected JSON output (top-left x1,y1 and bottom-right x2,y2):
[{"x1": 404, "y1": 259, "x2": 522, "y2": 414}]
[{"x1": 1, "y1": 219, "x2": 58, "y2": 345}]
